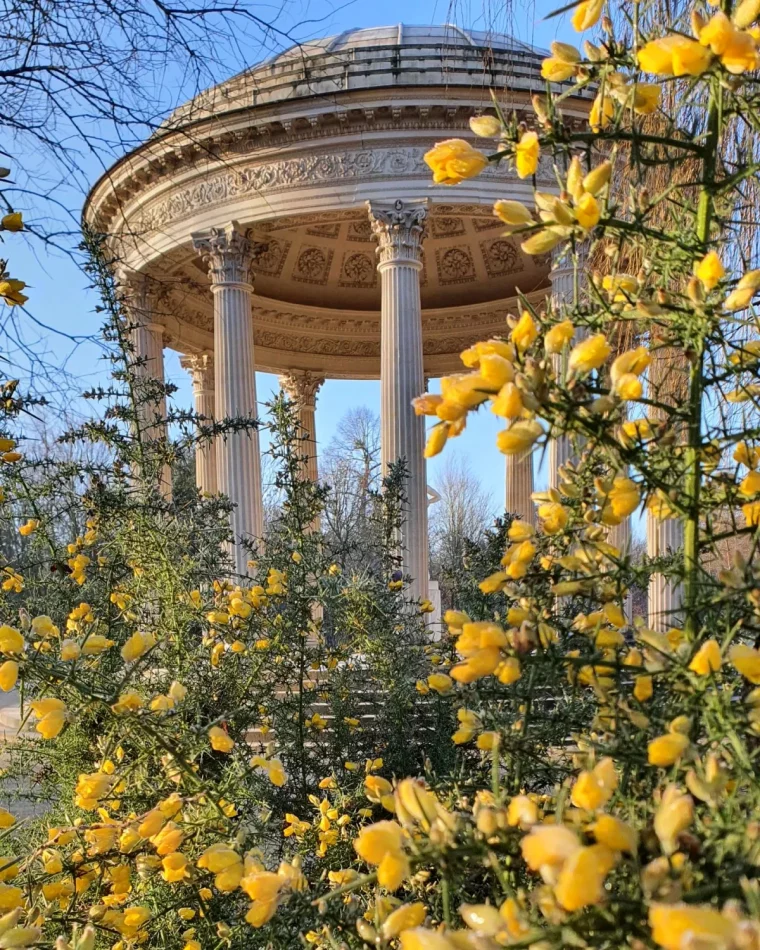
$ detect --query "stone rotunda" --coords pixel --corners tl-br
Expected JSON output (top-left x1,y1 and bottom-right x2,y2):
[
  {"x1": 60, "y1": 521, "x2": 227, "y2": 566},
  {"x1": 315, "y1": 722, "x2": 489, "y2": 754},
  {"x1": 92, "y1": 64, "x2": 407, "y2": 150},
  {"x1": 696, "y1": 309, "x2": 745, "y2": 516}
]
[{"x1": 84, "y1": 24, "x2": 592, "y2": 597}]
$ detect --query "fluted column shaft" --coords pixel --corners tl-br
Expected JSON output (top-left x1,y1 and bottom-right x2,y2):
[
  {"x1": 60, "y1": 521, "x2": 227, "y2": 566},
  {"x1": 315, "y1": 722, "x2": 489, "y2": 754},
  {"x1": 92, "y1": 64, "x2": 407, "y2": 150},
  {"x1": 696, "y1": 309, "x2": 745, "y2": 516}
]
[
  {"x1": 126, "y1": 278, "x2": 171, "y2": 499},
  {"x1": 647, "y1": 344, "x2": 685, "y2": 631},
  {"x1": 279, "y1": 372, "x2": 324, "y2": 483},
  {"x1": 193, "y1": 224, "x2": 264, "y2": 575},
  {"x1": 368, "y1": 199, "x2": 429, "y2": 602},
  {"x1": 548, "y1": 248, "x2": 579, "y2": 491},
  {"x1": 181, "y1": 353, "x2": 217, "y2": 495},
  {"x1": 505, "y1": 453, "x2": 535, "y2": 525}
]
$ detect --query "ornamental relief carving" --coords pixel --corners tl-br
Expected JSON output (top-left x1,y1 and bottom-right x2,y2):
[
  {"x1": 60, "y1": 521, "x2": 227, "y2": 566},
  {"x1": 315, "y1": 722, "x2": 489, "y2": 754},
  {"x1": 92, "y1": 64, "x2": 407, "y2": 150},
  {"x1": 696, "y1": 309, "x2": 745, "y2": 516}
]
[{"x1": 131, "y1": 148, "x2": 547, "y2": 234}]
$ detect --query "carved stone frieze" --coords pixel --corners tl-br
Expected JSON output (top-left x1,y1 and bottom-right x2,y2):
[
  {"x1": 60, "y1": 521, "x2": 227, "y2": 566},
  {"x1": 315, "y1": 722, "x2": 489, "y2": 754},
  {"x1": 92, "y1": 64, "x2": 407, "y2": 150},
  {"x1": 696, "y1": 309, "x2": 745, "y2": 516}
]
[
  {"x1": 481, "y1": 237, "x2": 523, "y2": 278},
  {"x1": 131, "y1": 147, "x2": 542, "y2": 235}
]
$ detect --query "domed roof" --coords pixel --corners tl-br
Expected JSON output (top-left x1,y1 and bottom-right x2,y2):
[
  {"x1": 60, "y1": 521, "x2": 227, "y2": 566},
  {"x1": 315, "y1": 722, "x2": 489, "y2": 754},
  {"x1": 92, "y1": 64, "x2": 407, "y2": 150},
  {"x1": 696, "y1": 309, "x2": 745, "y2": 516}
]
[
  {"x1": 258, "y1": 24, "x2": 539, "y2": 63},
  {"x1": 162, "y1": 23, "x2": 545, "y2": 131}
]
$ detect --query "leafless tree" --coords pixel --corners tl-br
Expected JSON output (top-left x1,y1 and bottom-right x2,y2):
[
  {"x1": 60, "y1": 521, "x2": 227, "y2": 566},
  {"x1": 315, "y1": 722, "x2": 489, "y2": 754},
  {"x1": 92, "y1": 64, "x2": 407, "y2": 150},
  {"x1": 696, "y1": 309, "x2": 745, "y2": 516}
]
[
  {"x1": 429, "y1": 452, "x2": 494, "y2": 578},
  {"x1": 320, "y1": 407, "x2": 382, "y2": 568}
]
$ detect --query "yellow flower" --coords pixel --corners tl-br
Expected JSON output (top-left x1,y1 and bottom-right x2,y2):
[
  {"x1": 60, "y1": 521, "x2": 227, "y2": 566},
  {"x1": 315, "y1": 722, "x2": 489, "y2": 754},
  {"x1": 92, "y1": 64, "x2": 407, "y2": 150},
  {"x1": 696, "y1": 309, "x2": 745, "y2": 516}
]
[
  {"x1": 80, "y1": 634, "x2": 114, "y2": 655},
  {"x1": 197, "y1": 844, "x2": 243, "y2": 892},
  {"x1": 689, "y1": 639, "x2": 722, "y2": 675},
  {"x1": 654, "y1": 785, "x2": 693, "y2": 855},
  {"x1": 591, "y1": 814, "x2": 638, "y2": 853},
  {"x1": 208, "y1": 725, "x2": 235, "y2": 753},
  {"x1": 450, "y1": 647, "x2": 502, "y2": 683},
  {"x1": 583, "y1": 160, "x2": 612, "y2": 195},
  {"x1": 161, "y1": 852, "x2": 189, "y2": 882},
  {"x1": 30, "y1": 698, "x2": 66, "y2": 739},
  {"x1": 607, "y1": 477, "x2": 641, "y2": 518},
  {"x1": 0, "y1": 627, "x2": 24, "y2": 655},
  {"x1": 521, "y1": 227, "x2": 565, "y2": 255},
  {"x1": 490, "y1": 382, "x2": 523, "y2": 419},
  {"x1": 724, "y1": 269, "x2": 760, "y2": 311},
  {"x1": 75, "y1": 771, "x2": 115, "y2": 810},
  {"x1": 493, "y1": 200, "x2": 532, "y2": 226},
  {"x1": 17, "y1": 519, "x2": 38, "y2": 537},
  {"x1": 744, "y1": 501, "x2": 760, "y2": 527},
  {"x1": 427, "y1": 673, "x2": 454, "y2": 694},
  {"x1": 400, "y1": 929, "x2": 456, "y2": 950},
  {"x1": 382, "y1": 903, "x2": 427, "y2": 939},
  {"x1": 354, "y1": 821, "x2": 409, "y2": 891},
  {"x1": 649, "y1": 903, "x2": 736, "y2": 950},
  {"x1": 637, "y1": 34, "x2": 713, "y2": 76},
  {"x1": 510, "y1": 310, "x2": 538, "y2": 352},
  {"x1": 568, "y1": 334, "x2": 611, "y2": 375},
  {"x1": 121, "y1": 631, "x2": 156, "y2": 663},
  {"x1": 589, "y1": 92, "x2": 614, "y2": 131},
  {"x1": 514, "y1": 131, "x2": 540, "y2": 179},
  {"x1": 424, "y1": 423, "x2": 449, "y2": 459},
  {"x1": 700, "y1": 11, "x2": 760, "y2": 72},
  {"x1": 0, "y1": 662, "x2": 18, "y2": 693},
  {"x1": 554, "y1": 844, "x2": 617, "y2": 911},
  {"x1": 541, "y1": 56, "x2": 576, "y2": 81},
  {"x1": 0, "y1": 280, "x2": 27, "y2": 306},
  {"x1": 1, "y1": 213, "x2": 23, "y2": 232},
  {"x1": 634, "y1": 674, "x2": 653, "y2": 702},
  {"x1": 729, "y1": 643, "x2": 760, "y2": 682},
  {"x1": 496, "y1": 420, "x2": 543, "y2": 455},
  {"x1": 545, "y1": 320, "x2": 574, "y2": 354},
  {"x1": 151, "y1": 821, "x2": 185, "y2": 856},
  {"x1": 694, "y1": 250, "x2": 725, "y2": 290},
  {"x1": 538, "y1": 502, "x2": 569, "y2": 535},
  {"x1": 572, "y1": 0, "x2": 604, "y2": 30},
  {"x1": 631, "y1": 82, "x2": 661, "y2": 113},
  {"x1": 521, "y1": 823, "x2": 581, "y2": 883},
  {"x1": 506, "y1": 795, "x2": 538, "y2": 829},
  {"x1": 424, "y1": 139, "x2": 488, "y2": 185},
  {"x1": 648, "y1": 732, "x2": 689, "y2": 766},
  {"x1": 570, "y1": 757, "x2": 618, "y2": 811},
  {"x1": 469, "y1": 115, "x2": 502, "y2": 137},
  {"x1": 575, "y1": 192, "x2": 600, "y2": 230}
]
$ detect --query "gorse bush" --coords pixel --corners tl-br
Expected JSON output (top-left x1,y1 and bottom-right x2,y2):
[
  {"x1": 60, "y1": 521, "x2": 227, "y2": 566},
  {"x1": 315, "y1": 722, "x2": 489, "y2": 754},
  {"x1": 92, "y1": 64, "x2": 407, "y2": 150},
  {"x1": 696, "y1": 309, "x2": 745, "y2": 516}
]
[{"x1": 3, "y1": 0, "x2": 760, "y2": 947}]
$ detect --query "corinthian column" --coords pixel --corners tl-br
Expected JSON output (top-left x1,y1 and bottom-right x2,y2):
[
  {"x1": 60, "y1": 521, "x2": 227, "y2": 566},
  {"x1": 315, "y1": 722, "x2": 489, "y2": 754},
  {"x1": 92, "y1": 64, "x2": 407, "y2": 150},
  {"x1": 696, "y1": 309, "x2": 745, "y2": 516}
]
[
  {"x1": 505, "y1": 453, "x2": 535, "y2": 525},
  {"x1": 368, "y1": 198, "x2": 429, "y2": 602},
  {"x1": 180, "y1": 353, "x2": 217, "y2": 495},
  {"x1": 192, "y1": 223, "x2": 264, "y2": 575},
  {"x1": 647, "y1": 344, "x2": 685, "y2": 631},
  {"x1": 123, "y1": 275, "x2": 172, "y2": 499},
  {"x1": 548, "y1": 247, "x2": 583, "y2": 491},
  {"x1": 279, "y1": 371, "x2": 324, "y2": 483}
]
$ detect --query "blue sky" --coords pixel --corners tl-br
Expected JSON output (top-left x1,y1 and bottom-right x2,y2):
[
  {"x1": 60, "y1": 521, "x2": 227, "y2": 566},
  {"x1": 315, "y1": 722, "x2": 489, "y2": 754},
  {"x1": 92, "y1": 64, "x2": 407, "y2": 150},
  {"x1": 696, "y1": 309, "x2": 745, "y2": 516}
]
[{"x1": 5, "y1": 0, "x2": 573, "y2": 511}]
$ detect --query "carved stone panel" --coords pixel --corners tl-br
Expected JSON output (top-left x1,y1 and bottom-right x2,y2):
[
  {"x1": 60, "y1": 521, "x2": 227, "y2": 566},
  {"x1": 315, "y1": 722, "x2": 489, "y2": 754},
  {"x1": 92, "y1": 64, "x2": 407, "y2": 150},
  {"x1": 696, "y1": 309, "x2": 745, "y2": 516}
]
[
  {"x1": 436, "y1": 245, "x2": 476, "y2": 284},
  {"x1": 481, "y1": 238, "x2": 523, "y2": 278},
  {"x1": 431, "y1": 216, "x2": 465, "y2": 238},
  {"x1": 291, "y1": 246, "x2": 334, "y2": 284},
  {"x1": 338, "y1": 252, "x2": 377, "y2": 289},
  {"x1": 254, "y1": 238, "x2": 291, "y2": 278}
]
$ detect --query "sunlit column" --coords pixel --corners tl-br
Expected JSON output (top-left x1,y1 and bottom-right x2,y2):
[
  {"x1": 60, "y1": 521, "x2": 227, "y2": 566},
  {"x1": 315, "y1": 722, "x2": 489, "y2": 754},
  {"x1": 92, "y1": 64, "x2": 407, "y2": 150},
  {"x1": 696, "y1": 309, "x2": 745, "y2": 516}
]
[
  {"x1": 647, "y1": 345, "x2": 685, "y2": 631},
  {"x1": 180, "y1": 353, "x2": 217, "y2": 495},
  {"x1": 278, "y1": 371, "x2": 325, "y2": 483},
  {"x1": 124, "y1": 275, "x2": 172, "y2": 499},
  {"x1": 505, "y1": 452, "x2": 535, "y2": 525},
  {"x1": 548, "y1": 246, "x2": 584, "y2": 491},
  {"x1": 192, "y1": 223, "x2": 264, "y2": 575},
  {"x1": 368, "y1": 198, "x2": 429, "y2": 602}
]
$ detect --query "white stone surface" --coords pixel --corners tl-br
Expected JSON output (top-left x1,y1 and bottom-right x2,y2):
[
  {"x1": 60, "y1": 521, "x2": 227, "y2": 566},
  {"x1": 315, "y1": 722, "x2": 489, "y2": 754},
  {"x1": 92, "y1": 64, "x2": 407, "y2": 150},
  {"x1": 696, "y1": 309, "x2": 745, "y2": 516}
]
[
  {"x1": 369, "y1": 199, "x2": 429, "y2": 602},
  {"x1": 193, "y1": 224, "x2": 264, "y2": 573},
  {"x1": 505, "y1": 453, "x2": 535, "y2": 525},
  {"x1": 181, "y1": 353, "x2": 218, "y2": 495}
]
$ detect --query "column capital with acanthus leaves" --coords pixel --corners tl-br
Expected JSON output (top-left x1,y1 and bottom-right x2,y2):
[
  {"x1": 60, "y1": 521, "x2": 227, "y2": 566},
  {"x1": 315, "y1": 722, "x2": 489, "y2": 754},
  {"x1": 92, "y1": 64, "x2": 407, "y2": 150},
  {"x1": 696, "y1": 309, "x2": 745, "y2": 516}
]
[
  {"x1": 367, "y1": 199, "x2": 429, "y2": 269},
  {"x1": 192, "y1": 222, "x2": 268, "y2": 287}
]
